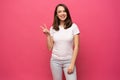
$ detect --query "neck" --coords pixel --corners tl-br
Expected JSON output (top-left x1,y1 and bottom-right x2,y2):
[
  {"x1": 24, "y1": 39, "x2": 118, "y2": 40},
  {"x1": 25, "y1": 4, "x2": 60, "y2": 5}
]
[{"x1": 60, "y1": 21, "x2": 65, "y2": 27}]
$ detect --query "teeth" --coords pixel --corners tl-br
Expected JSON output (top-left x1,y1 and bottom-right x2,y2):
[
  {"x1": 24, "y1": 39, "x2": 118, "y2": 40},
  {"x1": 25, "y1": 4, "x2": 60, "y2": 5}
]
[{"x1": 61, "y1": 16, "x2": 65, "y2": 18}]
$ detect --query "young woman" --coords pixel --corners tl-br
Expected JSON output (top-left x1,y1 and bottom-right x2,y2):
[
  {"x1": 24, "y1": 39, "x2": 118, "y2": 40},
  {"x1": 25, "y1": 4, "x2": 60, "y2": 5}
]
[{"x1": 40, "y1": 4, "x2": 80, "y2": 80}]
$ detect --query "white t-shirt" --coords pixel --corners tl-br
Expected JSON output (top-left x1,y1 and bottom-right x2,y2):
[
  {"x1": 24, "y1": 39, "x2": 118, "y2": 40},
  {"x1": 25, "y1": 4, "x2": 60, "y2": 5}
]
[{"x1": 50, "y1": 23, "x2": 80, "y2": 60}]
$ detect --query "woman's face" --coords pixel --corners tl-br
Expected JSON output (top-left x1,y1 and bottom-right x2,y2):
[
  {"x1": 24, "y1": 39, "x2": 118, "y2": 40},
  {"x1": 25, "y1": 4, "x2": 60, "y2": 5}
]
[{"x1": 57, "y1": 6, "x2": 67, "y2": 21}]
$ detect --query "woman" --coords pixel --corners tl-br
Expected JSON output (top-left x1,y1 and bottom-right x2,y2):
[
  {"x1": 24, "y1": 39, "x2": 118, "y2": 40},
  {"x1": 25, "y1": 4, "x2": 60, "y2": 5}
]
[{"x1": 40, "y1": 4, "x2": 80, "y2": 80}]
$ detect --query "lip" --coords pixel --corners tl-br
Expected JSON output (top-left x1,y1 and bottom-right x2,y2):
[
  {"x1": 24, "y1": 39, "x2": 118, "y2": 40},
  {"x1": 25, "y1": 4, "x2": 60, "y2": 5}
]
[
  {"x1": 60, "y1": 15, "x2": 66, "y2": 18},
  {"x1": 60, "y1": 16, "x2": 65, "y2": 18}
]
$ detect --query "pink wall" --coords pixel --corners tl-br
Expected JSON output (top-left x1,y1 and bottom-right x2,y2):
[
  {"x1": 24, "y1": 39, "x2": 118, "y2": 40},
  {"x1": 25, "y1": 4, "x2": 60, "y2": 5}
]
[{"x1": 0, "y1": 0, "x2": 120, "y2": 80}]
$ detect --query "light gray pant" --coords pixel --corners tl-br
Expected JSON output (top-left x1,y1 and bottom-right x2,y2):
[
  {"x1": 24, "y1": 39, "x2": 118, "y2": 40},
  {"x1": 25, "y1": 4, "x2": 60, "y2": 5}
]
[{"x1": 50, "y1": 57, "x2": 77, "y2": 80}]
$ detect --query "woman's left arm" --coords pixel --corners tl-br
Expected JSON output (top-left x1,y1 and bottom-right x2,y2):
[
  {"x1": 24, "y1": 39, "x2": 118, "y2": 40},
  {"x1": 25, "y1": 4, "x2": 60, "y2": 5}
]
[{"x1": 67, "y1": 34, "x2": 79, "y2": 74}]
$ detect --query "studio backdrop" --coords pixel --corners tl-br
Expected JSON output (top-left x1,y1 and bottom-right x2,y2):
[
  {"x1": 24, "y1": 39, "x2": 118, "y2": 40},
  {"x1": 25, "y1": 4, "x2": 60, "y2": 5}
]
[{"x1": 0, "y1": 0, "x2": 119, "y2": 80}]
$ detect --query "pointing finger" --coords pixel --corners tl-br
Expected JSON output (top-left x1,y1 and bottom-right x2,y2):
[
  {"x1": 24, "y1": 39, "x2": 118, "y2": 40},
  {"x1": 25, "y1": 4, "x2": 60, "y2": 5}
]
[
  {"x1": 43, "y1": 24, "x2": 47, "y2": 29},
  {"x1": 40, "y1": 26, "x2": 44, "y2": 29}
]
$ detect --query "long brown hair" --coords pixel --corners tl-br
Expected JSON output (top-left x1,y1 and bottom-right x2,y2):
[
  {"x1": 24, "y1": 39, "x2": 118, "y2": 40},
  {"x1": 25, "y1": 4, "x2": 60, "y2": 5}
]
[{"x1": 52, "y1": 4, "x2": 73, "y2": 31}]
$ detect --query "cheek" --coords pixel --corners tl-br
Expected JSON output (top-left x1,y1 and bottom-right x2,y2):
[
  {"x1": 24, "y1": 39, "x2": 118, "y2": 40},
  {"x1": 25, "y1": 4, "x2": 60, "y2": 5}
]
[
  {"x1": 57, "y1": 13, "x2": 61, "y2": 16},
  {"x1": 57, "y1": 14, "x2": 61, "y2": 18},
  {"x1": 65, "y1": 13, "x2": 67, "y2": 16}
]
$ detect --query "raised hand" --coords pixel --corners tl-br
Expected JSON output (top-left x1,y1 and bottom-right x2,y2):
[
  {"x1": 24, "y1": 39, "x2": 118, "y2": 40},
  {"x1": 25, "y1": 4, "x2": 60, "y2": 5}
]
[{"x1": 40, "y1": 24, "x2": 50, "y2": 36}]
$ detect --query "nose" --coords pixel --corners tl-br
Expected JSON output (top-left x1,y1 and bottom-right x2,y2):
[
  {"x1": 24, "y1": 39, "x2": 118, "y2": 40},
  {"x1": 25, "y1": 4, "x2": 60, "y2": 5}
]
[{"x1": 61, "y1": 11, "x2": 65, "y2": 14}]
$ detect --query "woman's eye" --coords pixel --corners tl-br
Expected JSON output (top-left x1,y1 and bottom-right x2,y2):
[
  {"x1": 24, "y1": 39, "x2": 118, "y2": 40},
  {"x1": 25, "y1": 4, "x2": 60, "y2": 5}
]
[
  {"x1": 63, "y1": 10, "x2": 66, "y2": 12},
  {"x1": 57, "y1": 11, "x2": 61, "y2": 13},
  {"x1": 57, "y1": 10, "x2": 66, "y2": 13}
]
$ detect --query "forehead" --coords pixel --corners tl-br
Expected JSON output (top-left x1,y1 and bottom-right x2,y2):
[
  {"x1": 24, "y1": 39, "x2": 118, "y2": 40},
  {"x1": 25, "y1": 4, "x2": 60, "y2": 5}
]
[{"x1": 57, "y1": 6, "x2": 65, "y2": 11}]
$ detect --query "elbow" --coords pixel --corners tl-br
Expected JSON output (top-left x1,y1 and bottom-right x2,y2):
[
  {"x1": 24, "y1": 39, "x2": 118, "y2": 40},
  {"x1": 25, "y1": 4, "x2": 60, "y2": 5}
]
[
  {"x1": 48, "y1": 47, "x2": 53, "y2": 51},
  {"x1": 47, "y1": 42, "x2": 54, "y2": 51},
  {"x1": 48, "y1": 48, "x2": 52, "y2": 51}
]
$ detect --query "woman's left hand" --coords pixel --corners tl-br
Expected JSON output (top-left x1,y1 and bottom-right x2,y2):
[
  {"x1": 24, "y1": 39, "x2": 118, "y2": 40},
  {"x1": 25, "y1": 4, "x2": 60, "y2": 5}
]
[{"x1": 67, "y1": 65, "x2": 74, "y2": 74}]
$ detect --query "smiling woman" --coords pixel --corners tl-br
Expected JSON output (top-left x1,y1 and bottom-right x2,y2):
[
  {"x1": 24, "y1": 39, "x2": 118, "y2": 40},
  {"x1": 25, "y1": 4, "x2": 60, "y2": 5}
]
[
  {"x1": 1, "y1": 0, "x2": 119, "y2": 80},
  {"x1": 40, "y1": 4, "x2": 80, "y2": 80},
  {"x1": 52, "y1": 4, "x2": 73, "y2": 31},
  {"x1": 57, "y1": 6, "x2": 67, "y2": 21}
]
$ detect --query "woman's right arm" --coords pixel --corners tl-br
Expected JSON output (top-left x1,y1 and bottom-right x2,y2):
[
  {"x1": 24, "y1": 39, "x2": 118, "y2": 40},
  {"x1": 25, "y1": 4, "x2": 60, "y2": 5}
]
[
  {"x1": 40, "y1": 24, "x2": 54, "y2": 51},
  {"x1": 46, "y1": 35, "x2": 54, "y2": 51}
]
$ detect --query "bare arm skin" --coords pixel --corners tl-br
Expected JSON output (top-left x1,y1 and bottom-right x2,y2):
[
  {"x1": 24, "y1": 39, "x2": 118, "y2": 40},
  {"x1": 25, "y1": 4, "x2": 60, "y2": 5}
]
[
  {"x1": 67, "y1": 34, "x2": 80, "y2": 74},
  {"x1": 40, "y1": 24, "x2": 54, "y2": 51}
]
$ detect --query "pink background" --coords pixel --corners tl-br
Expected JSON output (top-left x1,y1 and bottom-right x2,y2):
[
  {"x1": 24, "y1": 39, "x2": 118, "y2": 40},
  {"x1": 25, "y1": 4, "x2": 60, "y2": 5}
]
[{"x1": 0, "y1": 0, "x2": 120, "y2": 80}]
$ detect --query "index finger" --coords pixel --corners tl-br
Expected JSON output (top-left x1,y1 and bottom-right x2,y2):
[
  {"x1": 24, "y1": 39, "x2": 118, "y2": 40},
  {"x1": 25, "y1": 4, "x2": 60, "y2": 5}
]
[
  {"x1": 40, "y1": 26, "x2": 44, "y2": 29},
  {"x1": 43, "y1": 24, "x2": 47, "y2": 29}
]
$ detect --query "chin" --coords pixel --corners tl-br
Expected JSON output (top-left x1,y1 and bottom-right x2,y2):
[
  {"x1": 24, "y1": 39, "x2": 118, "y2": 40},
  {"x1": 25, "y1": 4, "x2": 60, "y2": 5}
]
[
  {"x1": 60, "y1": 18, "x2": 67, "y2": 21},
  {"x1": 60, "y1": 19, "x2": 66, "y2": 21}
]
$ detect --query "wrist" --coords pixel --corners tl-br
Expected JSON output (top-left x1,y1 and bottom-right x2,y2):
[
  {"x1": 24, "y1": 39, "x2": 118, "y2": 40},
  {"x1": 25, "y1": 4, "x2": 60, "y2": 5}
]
[
  {"x1": 46, "y1": 33, "x2": 50, "y2": 37},
  {"x1": 46, "y1": 34, "x2": 51, "y2": 38}
]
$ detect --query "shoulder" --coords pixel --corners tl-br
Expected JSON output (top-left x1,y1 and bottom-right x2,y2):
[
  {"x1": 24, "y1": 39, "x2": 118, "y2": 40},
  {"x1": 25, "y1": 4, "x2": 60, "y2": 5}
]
[
  {"x1": 72, "y1": 23, "x2": 78, "y2": 26},
  {"x1": 71, "y1": 23, "x2": 80, "y2": 34},
  {"x1": 50, "y1": 26, "x2": 53, "y2": 30},
  {"x1": 71, "y1": 23, "x2": 79, "y2": 28},
  {"x1": 50, "y1": 26, "x2": 54, "y2": 31},
  {"x1": 50, "y1": 26, "x2": 56, "y2": 32}
]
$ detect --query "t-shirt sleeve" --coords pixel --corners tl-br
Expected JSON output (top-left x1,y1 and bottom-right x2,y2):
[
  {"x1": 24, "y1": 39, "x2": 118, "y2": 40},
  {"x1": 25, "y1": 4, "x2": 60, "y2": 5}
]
[
  {"x1": 50, "y1": 27, "x2": 54, "y2": 36},
  {"x1": 72, "y1": 23, "x2": 80, "y2": 35}
]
